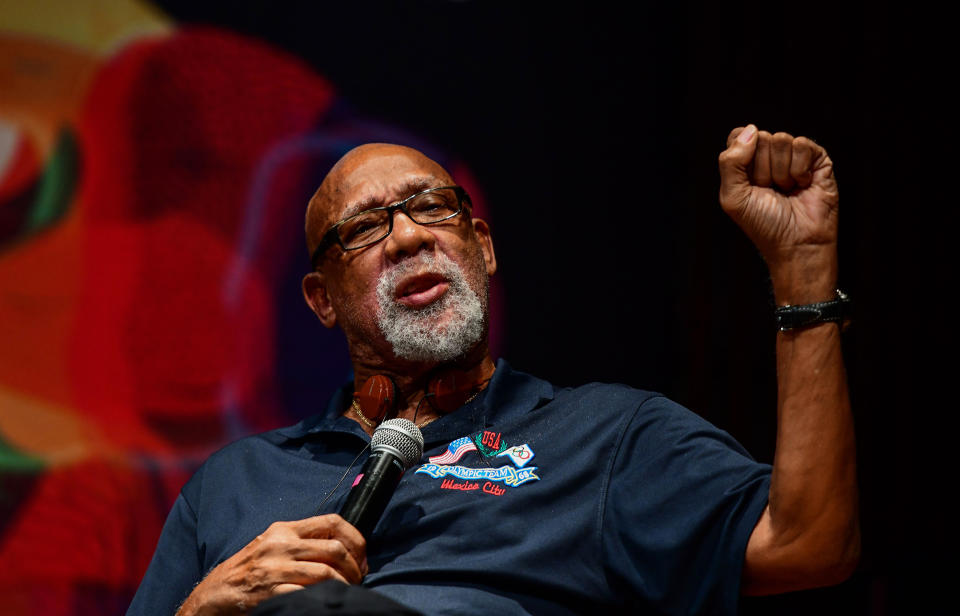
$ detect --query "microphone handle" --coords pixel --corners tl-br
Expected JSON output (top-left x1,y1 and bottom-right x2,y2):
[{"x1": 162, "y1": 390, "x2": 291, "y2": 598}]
[{"x1": 340, "y1": 450, "x2": 407, "y2": 537}]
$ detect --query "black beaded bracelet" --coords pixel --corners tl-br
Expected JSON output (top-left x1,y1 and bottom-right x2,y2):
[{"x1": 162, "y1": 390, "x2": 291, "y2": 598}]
[{"x1": 774, "y1": 289, "x2": 852, "y2": 332}]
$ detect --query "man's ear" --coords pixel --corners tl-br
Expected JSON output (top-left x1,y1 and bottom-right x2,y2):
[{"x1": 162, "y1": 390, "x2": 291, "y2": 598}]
[
  {"x1": 471, "y1": 218, "x2": 497, "y2": 277},
  {"x1": 302, "y1": 271, "x2": 338, "y2": 328}
]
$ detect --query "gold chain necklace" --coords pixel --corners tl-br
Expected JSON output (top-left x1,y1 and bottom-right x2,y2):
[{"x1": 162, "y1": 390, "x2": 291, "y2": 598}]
[
  {"x1": 350, "y1": 398, "x2": 377, "y2": 428},
  {"x1": 351, "y1": 388, "x2": 483, "y2": 430},
  {"x1": 416, "y1": 416, "x2": 439, "y2": 429}
]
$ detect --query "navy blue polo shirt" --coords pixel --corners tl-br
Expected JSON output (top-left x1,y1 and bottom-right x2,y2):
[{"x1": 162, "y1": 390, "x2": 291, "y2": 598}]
[{"x1": 127, "y1": 360, "x2": 770, "y2": 615}]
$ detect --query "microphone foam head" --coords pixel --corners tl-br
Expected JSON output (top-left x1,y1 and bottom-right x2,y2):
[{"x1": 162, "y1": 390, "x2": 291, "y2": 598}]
[{"x1": 371, "y1": 418, "x2": 424, "y2": 468}]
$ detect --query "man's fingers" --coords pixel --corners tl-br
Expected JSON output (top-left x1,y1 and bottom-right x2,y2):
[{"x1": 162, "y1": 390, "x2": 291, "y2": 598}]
[
  {"x1": 273, "y1": 583, "x2": 306, "y2": 596},
  {"x1": 789, "y1": 137, "x2": 817, "y2": 188},
  {"x1": 282, "y1": 561, "x2": 351, "y2": 586},
  {"x1": 770, "y1": 132, "x2": 795, "y2": 191},
  {"x1": 752, "y1": 130, "x2": 773, "y2": 187},
  {"x1": 718, "y1": 123, "x2": 758, "y2": 209},
  {"x1": 726, "y1": 126, "x2": 746, "y2": 148},
  {"x1": 289, "y1": 539, "x2": 366, "y2": 583},
  {"x1": 293, "y1": 515, "x2": 368, "y2": 576}
]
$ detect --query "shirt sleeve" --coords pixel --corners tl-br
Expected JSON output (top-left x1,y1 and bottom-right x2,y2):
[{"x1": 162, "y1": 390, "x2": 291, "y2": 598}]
[
  {"x1": 600, "y1": 395, "x2": 771, "y2": 615},
  {"x1": 126, "y1": 491, "x2": 204, "y2": 616}
]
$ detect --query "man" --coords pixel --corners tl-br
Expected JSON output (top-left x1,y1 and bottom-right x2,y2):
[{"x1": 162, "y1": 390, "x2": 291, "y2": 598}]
[{"x1": 128, "y1": 125, "x2": 859, "y2": 615}]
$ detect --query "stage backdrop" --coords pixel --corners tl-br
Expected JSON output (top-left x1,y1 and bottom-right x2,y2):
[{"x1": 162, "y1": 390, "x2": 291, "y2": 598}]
[
  {"x1": 0, "y1": 3, "x2": 504, "y2": 613},
  {"x1": 1, "y1": 1, "x2": 951, "y2": 615}
]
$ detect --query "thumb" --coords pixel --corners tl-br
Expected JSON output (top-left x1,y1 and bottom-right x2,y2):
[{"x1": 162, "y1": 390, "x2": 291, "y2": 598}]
[{"x1": 718, "y1": 124, "x2": 758, "y2": 210}]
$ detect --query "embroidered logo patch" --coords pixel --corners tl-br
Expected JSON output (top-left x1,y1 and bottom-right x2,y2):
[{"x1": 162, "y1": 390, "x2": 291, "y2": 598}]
[
  {"x1": 496, "y1": 443, "x2": 535, "y2": 468},
  {"x1": 416, "y1": 463, "x2": 540, "y2": 487},
  {"x1": 418, "y1": 434, "x2": 540, "y2": 493},
  {"x1": 473, "y1": 430, "x2": 509, "y2": 456},
  {"x1": 427, "y1": 436, "x2": 477, "y2": 465},
  {"x1": 437, "y1": 478, "x2": 507, "y2": 495}
]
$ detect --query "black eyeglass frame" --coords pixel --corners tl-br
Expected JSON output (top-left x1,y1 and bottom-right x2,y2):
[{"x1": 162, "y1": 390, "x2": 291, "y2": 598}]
[{"x1": 311, "y1": 185, "x2": 471, "y2": 266}]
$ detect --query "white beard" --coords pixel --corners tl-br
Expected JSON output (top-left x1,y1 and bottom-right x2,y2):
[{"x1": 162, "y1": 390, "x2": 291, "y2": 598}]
[{"x1": 375, "y1": 252, "x2": 486, "y2": 362}]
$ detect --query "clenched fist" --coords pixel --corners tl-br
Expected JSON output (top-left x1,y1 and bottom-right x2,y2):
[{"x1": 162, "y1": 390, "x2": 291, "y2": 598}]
[{"x1": 718, "y1": 125, "x2": 840, "y2": 304}]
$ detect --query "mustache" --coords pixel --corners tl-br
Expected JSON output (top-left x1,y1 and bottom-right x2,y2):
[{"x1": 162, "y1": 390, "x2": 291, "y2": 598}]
[
  {"x1": 378, "y1": 253, "x2": 458, "y2": 298},
  {"x1": 375, "y1": 251, "x2": 485, "y2": 362}
]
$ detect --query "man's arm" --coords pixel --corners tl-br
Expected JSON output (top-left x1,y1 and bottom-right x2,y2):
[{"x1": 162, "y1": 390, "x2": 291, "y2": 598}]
[
  {"x1": 175, "y1": 514, "x2": 368, "y2": 616},
  {"x1": 127, "y1": 494, "x2": 207, "y2": 616},
  {"x1": 717, "y1": 126, "x2": 860, "y2": 595}
]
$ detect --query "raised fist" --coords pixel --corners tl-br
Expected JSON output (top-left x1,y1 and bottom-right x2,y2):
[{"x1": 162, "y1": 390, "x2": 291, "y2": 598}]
[{"x1": 718, "y1": 125, "x2": 839, "y2": 269}]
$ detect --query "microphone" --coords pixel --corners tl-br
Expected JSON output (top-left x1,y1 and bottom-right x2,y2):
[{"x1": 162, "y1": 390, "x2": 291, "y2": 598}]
[{"x1": 340, "y1": 418, "x2": 424, "y2": 537}]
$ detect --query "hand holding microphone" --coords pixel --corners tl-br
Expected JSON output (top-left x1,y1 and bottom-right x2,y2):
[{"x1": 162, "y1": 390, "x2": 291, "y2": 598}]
[{"x1": 176, "y1": 419, "x2": 423, "y2": 615}]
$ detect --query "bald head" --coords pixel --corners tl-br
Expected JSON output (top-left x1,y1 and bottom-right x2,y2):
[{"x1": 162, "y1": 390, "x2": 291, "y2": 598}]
[{"x1": 305, "y1": 144, "x2": 455, "y2": 260}]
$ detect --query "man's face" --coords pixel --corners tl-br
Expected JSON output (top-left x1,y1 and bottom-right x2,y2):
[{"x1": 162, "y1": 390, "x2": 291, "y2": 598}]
[{"x1": 304, "y1": 145, "x2": 496, "y2": 365}]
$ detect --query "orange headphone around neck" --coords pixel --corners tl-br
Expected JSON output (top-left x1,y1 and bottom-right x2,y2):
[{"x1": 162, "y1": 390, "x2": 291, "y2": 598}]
[{"x1": 353, "y1": 365, "x2": 489, "y2": 423}]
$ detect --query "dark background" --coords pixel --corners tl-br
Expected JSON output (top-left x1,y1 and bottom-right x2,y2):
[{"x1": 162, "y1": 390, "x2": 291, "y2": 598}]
[{"x1": 151, "y1": 1, "x2": 950, "y2": 613}]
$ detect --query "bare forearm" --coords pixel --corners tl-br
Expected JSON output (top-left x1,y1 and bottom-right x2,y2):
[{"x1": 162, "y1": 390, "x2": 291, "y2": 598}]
[{"x1": 743, "y1": 251, "x2": 860, "y2": 594}]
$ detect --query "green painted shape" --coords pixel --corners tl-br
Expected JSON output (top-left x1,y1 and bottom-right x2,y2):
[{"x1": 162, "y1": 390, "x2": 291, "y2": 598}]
[
  {"x1": 24, "y1": 126, "x2": 78, "y2": 233},
  {"x1": 0, "y1": 433, "x2": 45, "y2": 473}
]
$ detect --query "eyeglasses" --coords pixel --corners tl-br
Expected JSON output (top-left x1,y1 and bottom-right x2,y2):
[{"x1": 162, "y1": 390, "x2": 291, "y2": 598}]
[{"x1": 311, "y1": 185, "x2": 470, "y2": 266}]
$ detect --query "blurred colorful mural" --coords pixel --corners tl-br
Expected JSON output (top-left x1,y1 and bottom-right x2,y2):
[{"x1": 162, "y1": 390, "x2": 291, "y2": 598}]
[{"x1": 0, "y1": 2, "x2": 500, "y2": 613}]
